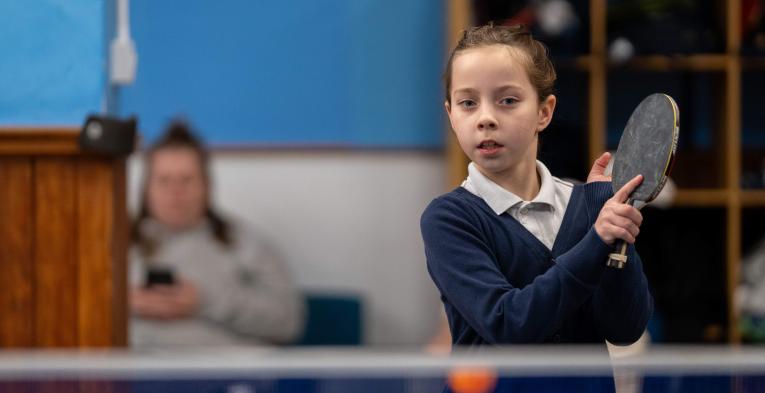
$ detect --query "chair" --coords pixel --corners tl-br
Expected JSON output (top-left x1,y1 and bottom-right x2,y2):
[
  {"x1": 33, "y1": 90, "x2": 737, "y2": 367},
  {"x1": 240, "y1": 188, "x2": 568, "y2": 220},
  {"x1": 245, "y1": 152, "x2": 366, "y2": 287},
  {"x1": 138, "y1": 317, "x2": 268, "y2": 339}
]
[{"x1": 297, "y1": 293, "x2": 363, "y2": 346}]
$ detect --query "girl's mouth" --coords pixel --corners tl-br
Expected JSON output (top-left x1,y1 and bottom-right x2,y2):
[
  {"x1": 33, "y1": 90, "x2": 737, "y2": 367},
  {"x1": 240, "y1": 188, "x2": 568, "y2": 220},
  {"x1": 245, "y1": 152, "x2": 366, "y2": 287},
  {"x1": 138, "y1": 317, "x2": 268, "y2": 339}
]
[{"x1": 477, "y1": 140, "x2": 503, "y2": 154}]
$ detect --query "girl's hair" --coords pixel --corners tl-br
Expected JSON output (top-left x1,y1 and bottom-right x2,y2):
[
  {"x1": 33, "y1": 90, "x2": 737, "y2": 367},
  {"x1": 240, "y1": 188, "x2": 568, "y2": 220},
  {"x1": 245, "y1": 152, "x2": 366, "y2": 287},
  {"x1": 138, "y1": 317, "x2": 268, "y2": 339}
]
[
  {"x1": 444, "y1": 24, "x2": 556, "y2": 104},
  {"x1": 130, "y1": 120, "x2": 232, "y2": 257}
]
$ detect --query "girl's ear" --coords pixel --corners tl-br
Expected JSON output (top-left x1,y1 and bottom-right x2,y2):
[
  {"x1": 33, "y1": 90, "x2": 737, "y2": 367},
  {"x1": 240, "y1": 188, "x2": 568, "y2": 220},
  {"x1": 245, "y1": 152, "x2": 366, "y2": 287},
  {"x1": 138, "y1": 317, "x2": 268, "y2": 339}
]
[
  {"x1": 537, "y1": 94, "x2": 557, "y2": 133},
  {"x1": 445, "y1": 101, "x2": 459, "y2": 134}
]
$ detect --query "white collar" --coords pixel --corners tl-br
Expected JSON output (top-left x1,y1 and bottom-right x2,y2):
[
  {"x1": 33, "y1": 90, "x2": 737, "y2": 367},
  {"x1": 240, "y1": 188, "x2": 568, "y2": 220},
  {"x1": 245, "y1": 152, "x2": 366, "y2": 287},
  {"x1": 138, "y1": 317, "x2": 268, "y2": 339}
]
[{"x1": 464, "y1": 160, "x2": 558, "y2": 215}]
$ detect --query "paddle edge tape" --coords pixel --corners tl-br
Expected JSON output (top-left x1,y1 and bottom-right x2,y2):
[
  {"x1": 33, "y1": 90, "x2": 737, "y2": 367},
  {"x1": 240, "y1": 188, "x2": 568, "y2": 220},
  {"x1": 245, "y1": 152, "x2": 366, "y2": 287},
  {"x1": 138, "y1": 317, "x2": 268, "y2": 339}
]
[{"x1": 649, "y1": 94, "x2": 680, "y2": 201}]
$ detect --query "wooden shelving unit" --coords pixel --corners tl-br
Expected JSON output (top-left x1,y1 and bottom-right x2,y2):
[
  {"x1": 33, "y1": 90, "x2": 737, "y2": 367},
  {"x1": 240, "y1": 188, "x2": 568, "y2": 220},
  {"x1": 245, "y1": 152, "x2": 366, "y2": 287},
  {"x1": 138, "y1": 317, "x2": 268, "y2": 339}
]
[
  {"x1": 610, "y1": 54, "x2": 729, "y2": 71},
  {"x1": 673, "y1": 189, "x2": 730, "y2": 207},
  {"x1": 446, "y1": 0, "x2": 765, "y2": 343},
  {"x1": 742, "y1": 190, "x2": 765, "y2": 207},
  {"x1": 446, "y1": 0, "x2": 473, "y2": 189}
]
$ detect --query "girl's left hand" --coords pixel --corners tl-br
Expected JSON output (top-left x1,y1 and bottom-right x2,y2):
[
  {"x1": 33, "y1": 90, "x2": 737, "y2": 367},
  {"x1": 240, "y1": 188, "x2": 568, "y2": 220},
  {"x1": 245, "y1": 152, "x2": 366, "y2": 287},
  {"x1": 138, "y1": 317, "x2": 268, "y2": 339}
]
[
  {"x1": 594, "y1": 174, "x2": 644, "y2": 244},
  {"x1": 587, "y1": 152, "x2": 612, "y2": 183}
]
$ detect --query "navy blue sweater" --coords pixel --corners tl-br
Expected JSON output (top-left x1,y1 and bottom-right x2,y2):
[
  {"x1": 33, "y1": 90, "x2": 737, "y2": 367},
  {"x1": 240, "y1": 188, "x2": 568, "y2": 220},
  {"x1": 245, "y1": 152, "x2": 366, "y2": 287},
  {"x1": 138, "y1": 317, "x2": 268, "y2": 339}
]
[{"x1": 421, "y1": 182, "x2": 653, "y2": 346}]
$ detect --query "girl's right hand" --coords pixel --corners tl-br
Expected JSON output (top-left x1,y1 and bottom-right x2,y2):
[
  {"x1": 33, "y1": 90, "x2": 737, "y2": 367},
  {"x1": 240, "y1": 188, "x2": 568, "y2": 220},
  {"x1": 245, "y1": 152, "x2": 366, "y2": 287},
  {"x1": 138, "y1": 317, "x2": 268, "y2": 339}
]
[{"x1": 594, "y1": 175, "x2": 644, "y2": 245}]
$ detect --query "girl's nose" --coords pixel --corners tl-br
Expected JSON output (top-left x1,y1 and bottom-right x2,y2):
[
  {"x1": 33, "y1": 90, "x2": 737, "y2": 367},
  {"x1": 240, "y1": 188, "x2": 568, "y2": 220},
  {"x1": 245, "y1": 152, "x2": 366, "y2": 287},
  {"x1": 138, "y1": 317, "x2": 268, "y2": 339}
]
[{"x1": 477, "y1": 117, "x2": 498, "y2": 130}]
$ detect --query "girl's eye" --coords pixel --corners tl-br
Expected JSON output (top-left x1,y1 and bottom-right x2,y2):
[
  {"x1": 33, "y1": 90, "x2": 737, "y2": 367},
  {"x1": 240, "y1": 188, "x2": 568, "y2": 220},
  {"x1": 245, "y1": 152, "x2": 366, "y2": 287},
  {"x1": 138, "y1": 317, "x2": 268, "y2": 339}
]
[
  {"x1": 500, "y1": 97, "x2": 517, "y2": 105},
  {"x1": 458, "y1": 100, "x2": 476, "y2": 108}
]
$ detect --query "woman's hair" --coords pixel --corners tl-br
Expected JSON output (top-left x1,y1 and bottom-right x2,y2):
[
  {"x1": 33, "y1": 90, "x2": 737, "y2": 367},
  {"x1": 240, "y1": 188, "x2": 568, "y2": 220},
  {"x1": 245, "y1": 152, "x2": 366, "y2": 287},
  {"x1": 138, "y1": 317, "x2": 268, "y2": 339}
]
[
  {"x1": 131, "y1": 120, "x2": 232, "y2": 257},
  {"x1": 443, "y1": 24, "x2": 556, "y2": 104}
]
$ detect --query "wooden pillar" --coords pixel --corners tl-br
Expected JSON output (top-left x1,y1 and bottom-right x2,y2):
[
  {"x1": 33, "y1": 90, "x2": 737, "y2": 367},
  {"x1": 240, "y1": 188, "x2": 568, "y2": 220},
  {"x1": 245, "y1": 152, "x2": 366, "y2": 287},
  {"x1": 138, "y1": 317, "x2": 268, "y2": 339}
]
[{"x1": 0, "y1": 129, "x2": 128, "y2": 348}]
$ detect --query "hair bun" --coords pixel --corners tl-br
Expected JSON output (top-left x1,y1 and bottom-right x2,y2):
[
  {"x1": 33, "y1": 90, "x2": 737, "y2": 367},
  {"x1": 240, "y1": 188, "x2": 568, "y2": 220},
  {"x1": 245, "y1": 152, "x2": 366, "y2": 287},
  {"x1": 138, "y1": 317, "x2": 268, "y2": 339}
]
[
  {"x1": 164, "y1": 120, "x2": 193, "y2": 139},
  {"x1": 154, "y1": 118, "x2": 206, "y2": 148}
]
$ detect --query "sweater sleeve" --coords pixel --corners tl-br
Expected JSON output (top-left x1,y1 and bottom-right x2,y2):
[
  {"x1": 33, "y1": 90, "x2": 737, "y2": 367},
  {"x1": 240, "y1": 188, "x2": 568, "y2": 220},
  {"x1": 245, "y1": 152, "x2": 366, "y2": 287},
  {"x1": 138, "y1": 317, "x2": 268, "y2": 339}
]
[
  {"x1": 198, "y1": 226, "x2": 305, "y2": 344},
  {"x1": 592, "y1": 244, "x2": 654, "y2": 345},
  {"x1": 421, "y1": 197, "x2": 613, "y2": 344},
  {"x1": 582, "y1": 182, "x2": 654, "y2": 345}
]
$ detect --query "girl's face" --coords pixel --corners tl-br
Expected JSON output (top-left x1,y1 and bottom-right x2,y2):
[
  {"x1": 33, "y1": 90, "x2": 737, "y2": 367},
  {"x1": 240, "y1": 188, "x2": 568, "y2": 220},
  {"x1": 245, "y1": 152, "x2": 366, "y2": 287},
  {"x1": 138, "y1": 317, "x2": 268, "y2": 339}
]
[
  {"x1": 446, "y1": 45, "x2": 555, "y2": 179},
  {"x1": 146, "y1": 147, "x2": 207, "y2": 231}
]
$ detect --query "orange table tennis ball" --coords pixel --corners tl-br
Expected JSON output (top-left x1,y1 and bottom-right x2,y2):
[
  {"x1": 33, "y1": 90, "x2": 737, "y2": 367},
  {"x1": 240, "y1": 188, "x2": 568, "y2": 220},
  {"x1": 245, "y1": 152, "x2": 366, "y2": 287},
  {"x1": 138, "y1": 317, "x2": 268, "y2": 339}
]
[{"x1": 447, "y1": 367, "x2": 498, "y2": 393}]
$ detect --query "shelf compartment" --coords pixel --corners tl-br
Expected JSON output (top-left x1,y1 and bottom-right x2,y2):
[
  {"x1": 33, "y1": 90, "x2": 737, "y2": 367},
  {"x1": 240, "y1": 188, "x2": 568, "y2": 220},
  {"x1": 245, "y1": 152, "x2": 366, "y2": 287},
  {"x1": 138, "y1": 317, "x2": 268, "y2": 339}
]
[{"x1": 639, "y1": 207, "x2": 728, "y2": 343}]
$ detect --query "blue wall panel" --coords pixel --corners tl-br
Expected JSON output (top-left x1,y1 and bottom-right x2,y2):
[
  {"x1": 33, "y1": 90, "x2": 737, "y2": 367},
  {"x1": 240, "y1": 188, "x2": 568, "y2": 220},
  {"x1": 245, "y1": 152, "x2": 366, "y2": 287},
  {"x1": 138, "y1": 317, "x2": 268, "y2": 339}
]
[
  {"x1": 0, "y1": 0, "x2": 105, "y2": 125},
  {"x1": 118, "y1": 0, "x2": 445, "y2": 147}
]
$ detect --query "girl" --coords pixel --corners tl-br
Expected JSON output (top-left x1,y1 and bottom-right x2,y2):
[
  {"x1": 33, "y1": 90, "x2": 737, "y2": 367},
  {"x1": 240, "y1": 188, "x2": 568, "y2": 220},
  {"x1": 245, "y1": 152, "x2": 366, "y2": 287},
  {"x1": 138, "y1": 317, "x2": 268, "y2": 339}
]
[{"x1": 421, "y1": 24, "x2": 652, "y2": 348}]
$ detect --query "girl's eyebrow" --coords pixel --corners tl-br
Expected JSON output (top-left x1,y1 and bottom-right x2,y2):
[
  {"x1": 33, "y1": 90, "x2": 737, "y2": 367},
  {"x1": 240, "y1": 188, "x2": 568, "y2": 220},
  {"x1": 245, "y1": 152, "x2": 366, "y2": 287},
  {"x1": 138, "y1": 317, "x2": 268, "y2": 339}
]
[
  {"x1": 452, "y1": 87, "x2": 478, "y2": 96},
  {"x1": 453, "y1": 85, "x2": 524, "y2": 96},
  {"x1": 495, "y1": 84, "x2": 523, "y2": 93}
]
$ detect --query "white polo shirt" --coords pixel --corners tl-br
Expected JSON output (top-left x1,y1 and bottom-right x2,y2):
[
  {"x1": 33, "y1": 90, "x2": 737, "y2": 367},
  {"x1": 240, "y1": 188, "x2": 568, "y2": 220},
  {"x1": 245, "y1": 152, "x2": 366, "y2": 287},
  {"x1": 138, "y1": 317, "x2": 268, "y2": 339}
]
[{"x1": 461, "y1": 161, "x2": 574, "y2": 250}]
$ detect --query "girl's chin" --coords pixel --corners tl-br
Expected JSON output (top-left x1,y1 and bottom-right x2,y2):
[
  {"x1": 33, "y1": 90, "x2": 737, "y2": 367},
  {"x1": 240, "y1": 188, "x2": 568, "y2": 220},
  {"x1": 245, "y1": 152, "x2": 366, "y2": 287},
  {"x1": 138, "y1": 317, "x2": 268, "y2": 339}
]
[{"x1": 473, "y1": 161, "x2": 512, "y2": 174}]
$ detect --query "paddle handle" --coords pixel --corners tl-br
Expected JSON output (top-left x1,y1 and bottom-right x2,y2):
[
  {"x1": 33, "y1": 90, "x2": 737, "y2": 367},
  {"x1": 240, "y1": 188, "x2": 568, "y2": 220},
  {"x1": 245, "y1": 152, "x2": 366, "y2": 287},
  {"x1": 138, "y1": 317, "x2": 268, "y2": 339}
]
[
  {"x1": 606, "y1": 198, "x2": 643, "y2": 269},
  {"x1": 607, "y1": 241, "x2": 629, "y2": 269}
]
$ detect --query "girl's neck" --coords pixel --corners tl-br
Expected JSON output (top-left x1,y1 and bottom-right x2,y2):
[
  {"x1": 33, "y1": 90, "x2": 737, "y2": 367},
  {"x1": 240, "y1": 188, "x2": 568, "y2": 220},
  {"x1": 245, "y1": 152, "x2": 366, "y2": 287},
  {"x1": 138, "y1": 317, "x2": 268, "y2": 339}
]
[{"x1": 482, "y1": 159, "x2": 540, "y2": 201}]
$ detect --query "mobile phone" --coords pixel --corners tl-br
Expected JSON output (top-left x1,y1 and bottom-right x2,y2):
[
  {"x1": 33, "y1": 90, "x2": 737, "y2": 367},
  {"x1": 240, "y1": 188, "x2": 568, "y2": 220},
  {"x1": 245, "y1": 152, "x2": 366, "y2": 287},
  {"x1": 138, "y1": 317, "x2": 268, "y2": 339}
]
[{"x1": 145, "y1": 267, "x2": 176, "y2": 287}]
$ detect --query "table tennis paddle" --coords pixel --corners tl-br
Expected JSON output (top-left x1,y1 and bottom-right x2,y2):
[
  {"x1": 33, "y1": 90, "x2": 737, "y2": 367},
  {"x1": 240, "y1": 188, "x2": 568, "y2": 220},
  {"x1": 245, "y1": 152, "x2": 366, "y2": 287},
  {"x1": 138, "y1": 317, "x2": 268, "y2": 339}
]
[{"x1": 607, "y1": 93, "x2": 680, "y2": 269}]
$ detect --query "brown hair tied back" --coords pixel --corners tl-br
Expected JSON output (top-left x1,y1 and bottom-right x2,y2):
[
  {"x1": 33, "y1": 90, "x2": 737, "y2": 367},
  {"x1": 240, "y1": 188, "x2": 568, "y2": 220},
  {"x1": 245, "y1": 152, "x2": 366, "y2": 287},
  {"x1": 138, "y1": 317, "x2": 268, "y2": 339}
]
[
  {"x1": 131, "y1": 120, "x2": 232, "y2": 258},
  {"x1": 444, "y1": 24, "x2": 556, "y2": 104}
]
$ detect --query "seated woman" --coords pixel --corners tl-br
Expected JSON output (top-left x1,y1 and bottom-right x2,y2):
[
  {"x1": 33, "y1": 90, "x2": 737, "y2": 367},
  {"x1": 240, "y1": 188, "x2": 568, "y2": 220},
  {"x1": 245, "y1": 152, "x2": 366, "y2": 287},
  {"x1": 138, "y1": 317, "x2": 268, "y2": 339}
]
[{"x1": 129, "y1": 121, "x2": 304, "y2": 347}]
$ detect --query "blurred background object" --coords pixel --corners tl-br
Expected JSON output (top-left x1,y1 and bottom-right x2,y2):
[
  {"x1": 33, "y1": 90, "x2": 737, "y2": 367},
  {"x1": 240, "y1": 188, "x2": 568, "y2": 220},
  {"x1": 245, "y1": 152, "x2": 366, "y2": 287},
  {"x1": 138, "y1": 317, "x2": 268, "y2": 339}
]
[
  {"x1": 742, "y1": 0, "x2": 765, "y2": 55},
  {"x1": 472, "y1": 0, "x2": 589, "y2": 55},
  {"x1": 607, "y1": 0, "x2": 724, "y2": 55},
  {"x1": 737, "y1": 236, "x2": 765, "y2": 342},
  {"x1": 128, "y1": 121, "x2": 305, "y2": 347}
]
